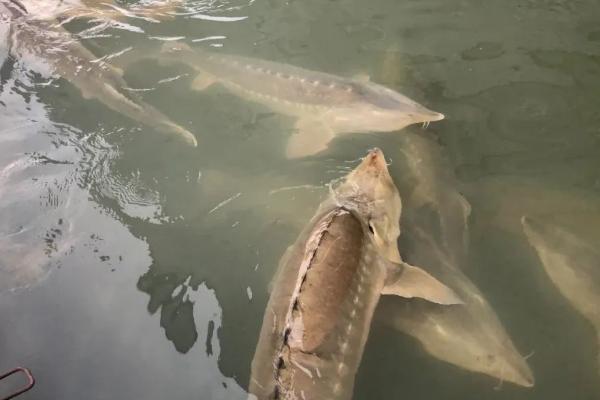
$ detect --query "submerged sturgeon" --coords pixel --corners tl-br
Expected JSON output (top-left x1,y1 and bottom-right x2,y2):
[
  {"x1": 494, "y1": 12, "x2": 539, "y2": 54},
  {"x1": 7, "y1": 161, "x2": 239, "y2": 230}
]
[
  {"x1": 5, "y1": 13, "x2": 197, "y2": 146},
  {"x1": 377, "y1": 133, "x2": 534, "y2": 387},
  {"x1": 249, "y1": 148, "x2": 461, "y2": 400},
  {"x1": 160, "y1": 43, "x2": 444, "y2": 158},
  {"x1": 522, "y1": 216, "x2": 600, "y2": 375}
]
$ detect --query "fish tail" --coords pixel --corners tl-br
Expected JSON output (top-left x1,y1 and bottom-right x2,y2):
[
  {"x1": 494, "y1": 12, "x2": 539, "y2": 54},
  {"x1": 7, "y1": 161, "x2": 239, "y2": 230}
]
[
  {"x1": 97, "y1": 83, "x2": 197, "y2": 146},
  {"x1": 132, "y1": 100, "x2": 198, "y2": 146}
]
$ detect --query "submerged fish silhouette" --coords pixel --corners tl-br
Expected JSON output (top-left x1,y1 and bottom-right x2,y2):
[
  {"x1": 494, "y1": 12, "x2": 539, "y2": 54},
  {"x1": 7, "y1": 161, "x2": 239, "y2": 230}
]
[
  {"x1": 7, "y1": 18, "x2": 197, "y2": 146},
  {"x1": 378, "y1": 133, "x2": 534, "y2": 388},
  {"x1": 249, "y1": 149, "x2": 461, "y2": 400},
  {"x1": 522, "y1": 215, "x2": 600, "y2": 376},
  {"x1": 160, "y1": 43, "x2": 444, "y2": 158}
]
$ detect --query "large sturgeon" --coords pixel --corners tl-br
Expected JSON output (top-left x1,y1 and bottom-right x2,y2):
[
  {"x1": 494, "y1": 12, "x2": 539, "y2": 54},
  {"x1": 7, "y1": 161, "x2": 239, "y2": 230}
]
[
  {"x1": 4, "y1": 11, "x2": 197, "y2": 146},
  {"x1": 377, "y1": 133, "x2": 534, "y2": 387},
  {"x1": 249, "y1": 148, "x2": 461, "y2": 400},
  {"x1": 159, "y1": 43, "x2": 444, "y2": 158}
]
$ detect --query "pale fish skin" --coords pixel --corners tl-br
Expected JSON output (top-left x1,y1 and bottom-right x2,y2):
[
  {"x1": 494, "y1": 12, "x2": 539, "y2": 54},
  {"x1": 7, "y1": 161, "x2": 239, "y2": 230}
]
[
  {"x1": 14, "y1": 0, "x2": 183, "y2": 23},
  {"x1": 6, "y1": 16, "x2": 197, "y2": 146},
  {"x1": 377, "y1": 229, "x2": 535, "y2": 388},
  {"x1": 249, "y1": 148, "x2": 461, "y2": 400},
  {"x1": 396, "y1": 132, "x2": 471, "y2": 266},
  {"x1": 160, "y1": 43, "x2": 444, "y2": 158},
  {"x1": 522, "y1": 216, "x2": 600, "y2": 375},
  {"x1": 376, "y1": 133, "x2": 534, "y2": 387}
]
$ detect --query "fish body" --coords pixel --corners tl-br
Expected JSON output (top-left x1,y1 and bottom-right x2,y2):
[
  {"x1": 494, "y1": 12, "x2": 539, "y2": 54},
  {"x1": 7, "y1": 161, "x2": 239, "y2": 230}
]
[
  {"x1": 396, "y1": 132, "x2": 471, "y2": 266},
  {"x1": 250, "y1": 208, "x2": 387, "y2": 400},
  {"x1": 7, "y1": 18, "x2": 197, "y2": 146},
  {"x1": 249, "y1": 149, "x2": 461, "y2": 400},
  {"x1": 378, "y1": 228, "x2": 535, "y2": 388},
  {"x1": 161, "y1": 43, "x2": 444, "y2": 158},
  {"x1": 522, "y1": 216, "x2": 600, "y2": 374},
  {"x1": 377, "y1": 133, "x2": 534, "y2": 387}
]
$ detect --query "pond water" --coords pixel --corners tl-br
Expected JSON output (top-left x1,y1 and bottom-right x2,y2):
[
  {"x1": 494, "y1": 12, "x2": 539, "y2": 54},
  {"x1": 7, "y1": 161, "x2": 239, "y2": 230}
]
[{"x1": 1, "y1": 0, "x2": 600, "y2": 399}]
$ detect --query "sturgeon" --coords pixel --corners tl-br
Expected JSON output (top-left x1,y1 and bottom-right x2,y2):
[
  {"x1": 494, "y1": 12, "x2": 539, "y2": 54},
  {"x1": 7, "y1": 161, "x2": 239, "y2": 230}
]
[
  {"x1": 249, "y1": 148, "x2": 461, "y2": 400},
  {"x1": 160, "y1": 43, "x2": 444, "y2": 158},
  {"x1": 5, "y1": 14, "x2": 197, "y2": 146},
  {"x1": 377, "y1": 133, "x2": 534, "y2": 387},
  {"x1": 522, "y1": 215, "x2": 600, "y2": 375}
]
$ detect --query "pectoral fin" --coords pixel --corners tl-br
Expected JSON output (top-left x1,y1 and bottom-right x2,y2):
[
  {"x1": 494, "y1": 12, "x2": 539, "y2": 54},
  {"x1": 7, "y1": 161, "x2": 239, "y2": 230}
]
[
  {"x1": 191, "y1": 73, "x2": 217, "y2": 91},
  {"x1": 382, "y1": 261, "x2": 463, "y2": 305},
  {"x1": 286, "y1": 120, "x2": 334, "y2": 159}
]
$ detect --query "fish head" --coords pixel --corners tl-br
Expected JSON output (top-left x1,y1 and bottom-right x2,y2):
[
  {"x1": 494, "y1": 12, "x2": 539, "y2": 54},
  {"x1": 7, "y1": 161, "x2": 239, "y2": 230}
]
[
  {"x1": 411, "y1": 312, "x2": 535, "y2": 388},
  {"x1": 334, "y1": 148, "x2": 402, "y2": 263},
  {"x1": 446, "y1": 338, "x2": 535, "y2": 387},
  {"x1": 482, "y1": 346, "x2": 536, "y2": 388},
  {"x1": 351, "y1": 81, "x2": 444, "y2": 131}
]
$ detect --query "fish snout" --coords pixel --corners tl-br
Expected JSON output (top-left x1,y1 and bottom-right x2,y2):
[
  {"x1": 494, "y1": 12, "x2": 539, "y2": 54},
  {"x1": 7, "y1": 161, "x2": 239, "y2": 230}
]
[
  {"x1": 504, "y1": 358, "x2": 535, "y2": 388},
  {"x1": 412, "y1": 109, "x2": 444, "y2": 124},
  {"x1": 489, "y1": 350, "x2": 535, "y2": 388},
  {"x1": 428, "y1": 111, "x2": 445, "y2": 122},
  {"x1": 365, "y1": 148, "x2": 387, "y2": 170}
]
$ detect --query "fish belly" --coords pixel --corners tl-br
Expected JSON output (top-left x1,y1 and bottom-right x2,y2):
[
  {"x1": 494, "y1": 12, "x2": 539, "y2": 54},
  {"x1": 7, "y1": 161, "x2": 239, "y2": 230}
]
[{"x1": 249, "y1": 209, "x2": 386, "y2": 400}]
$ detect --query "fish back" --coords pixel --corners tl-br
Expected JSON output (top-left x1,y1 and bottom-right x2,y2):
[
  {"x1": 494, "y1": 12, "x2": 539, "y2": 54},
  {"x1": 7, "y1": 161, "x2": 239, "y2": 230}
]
[{"x1": 250, "y1": 208, "x2": 386, "y2": 400}]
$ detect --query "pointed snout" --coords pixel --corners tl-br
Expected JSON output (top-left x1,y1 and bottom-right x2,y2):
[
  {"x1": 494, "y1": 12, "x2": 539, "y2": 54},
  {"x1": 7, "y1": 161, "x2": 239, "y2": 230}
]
[
  {"x1": 414, "y1": 108, "x2": 444, "y2": 123},
  {"x1": 502, "y1": 357, "x2": 535, "y2": 388},
  {"x1": 361, "y1": 148, "x2": 388, "y2": 172},
  {"x1": 427, "y1": 111, "x2": 445, "y2": 122}
]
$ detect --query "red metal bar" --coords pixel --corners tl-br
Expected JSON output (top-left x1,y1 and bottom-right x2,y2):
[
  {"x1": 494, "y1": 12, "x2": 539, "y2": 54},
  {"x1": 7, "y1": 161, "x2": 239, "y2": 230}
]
[{"x1": 0, "y1": 368, "x2": 35, "y2": 400}]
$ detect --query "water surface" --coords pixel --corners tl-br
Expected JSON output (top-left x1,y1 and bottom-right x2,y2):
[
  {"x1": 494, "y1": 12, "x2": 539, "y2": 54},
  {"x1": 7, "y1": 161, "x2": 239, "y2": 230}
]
[{"x1": 1, "y1": 0, "x2": 600, "y2": 399}]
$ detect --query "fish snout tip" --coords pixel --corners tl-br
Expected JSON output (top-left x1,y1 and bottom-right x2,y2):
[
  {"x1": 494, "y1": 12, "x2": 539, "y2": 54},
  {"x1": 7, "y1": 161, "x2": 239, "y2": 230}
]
[
  {"x1": 365, "y1": 148, "x2": 387, "y2": 169},
  {"x1": 498, "y1": 353, "x2": 535, "y2": 388},
  {"x1": 419, "y1": 110, "x2": 444, "y2": 122},
  {"x1": 368, "y1": 147, "x2": 384, "y2": 158},
  {"x1": 523, "y1": 376, "x2": 535, "y2": 388},
  {"x1": 511, "y1": 365, "x2": 535, "y2": 388},
  {"x1": 431, "y1": 111, "x2": 445, "y2": 121}
]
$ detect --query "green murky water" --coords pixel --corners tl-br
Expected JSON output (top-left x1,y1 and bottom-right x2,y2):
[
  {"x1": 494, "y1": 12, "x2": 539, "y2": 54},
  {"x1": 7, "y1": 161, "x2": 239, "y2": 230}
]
[{"x1": 1, "y1": 0, "x2": 600, "y2": 399}]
